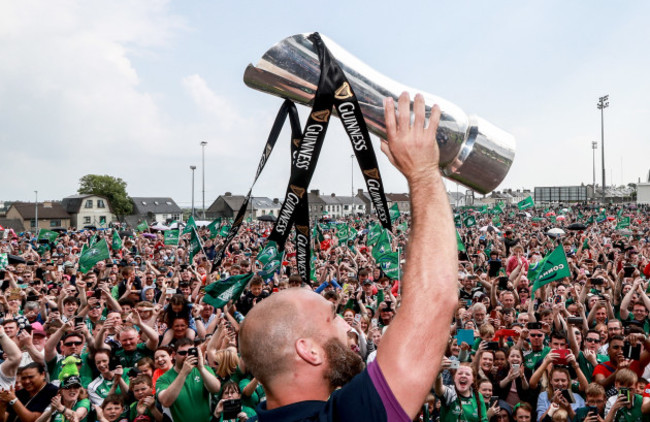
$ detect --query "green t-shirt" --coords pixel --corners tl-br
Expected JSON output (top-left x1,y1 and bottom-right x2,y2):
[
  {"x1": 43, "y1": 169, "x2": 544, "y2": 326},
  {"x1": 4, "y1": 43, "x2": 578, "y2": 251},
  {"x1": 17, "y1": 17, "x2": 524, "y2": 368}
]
[
  {"x1": 129, "y1": 400, "x2": 156, "y2": 421},
  {"x1": 438, "y1": 388, "x2": 488, "y2": 422},
  {"x1": 156, "y1": 366, "x2": 215, "y2": 422},
  {"x1": 51, "y1": 398, "x2": 90, "y2": 422},
  {"x1": 239, "y1": 378, "x2": 265, "y2": 410},
  {"x1": 523, "y1": 346, "x2": 550, "y2": 371},
  {"x1": 47, "y1": 353, "x2": 95, "y2": 388},
  {"x1": 578, "y1": 350, "x2": 609, "y2": 383},
  {"x1": 607, "y1": 394, "x2": 645, "y2": 422},
  {"x1": 115, "y1": 343, "x2": 154, "y2": 369}
]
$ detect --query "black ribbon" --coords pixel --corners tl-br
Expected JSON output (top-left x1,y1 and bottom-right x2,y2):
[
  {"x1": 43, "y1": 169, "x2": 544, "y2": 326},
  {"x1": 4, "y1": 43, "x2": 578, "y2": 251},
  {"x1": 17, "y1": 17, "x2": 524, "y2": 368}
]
[{"x1": 213, "y1": 100, "x2": 301, "y2": 267}]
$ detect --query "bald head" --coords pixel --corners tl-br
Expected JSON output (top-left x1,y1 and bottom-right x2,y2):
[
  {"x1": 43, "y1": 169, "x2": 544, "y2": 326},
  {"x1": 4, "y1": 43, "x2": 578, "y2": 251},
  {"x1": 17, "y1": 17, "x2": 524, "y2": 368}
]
[{"x1": 239, "y1": 288, "x2": 325, "y2": 385}]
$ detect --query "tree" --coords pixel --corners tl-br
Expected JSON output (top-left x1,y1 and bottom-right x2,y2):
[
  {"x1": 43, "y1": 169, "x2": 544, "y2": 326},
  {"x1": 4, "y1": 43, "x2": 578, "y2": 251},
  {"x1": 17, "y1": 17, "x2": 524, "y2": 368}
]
[{"x1": 78, "y1": 174, "x2": 133, "y2": 217}]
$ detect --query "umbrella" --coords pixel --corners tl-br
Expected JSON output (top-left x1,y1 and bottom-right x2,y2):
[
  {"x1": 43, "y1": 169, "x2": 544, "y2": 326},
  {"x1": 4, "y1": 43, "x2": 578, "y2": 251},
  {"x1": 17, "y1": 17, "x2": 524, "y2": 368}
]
[
  {"x1": 556, "y1": 215, "x2": 566, "y2": 221},
  {"x1": 567, "y1": 223, "x2": 587, "y2": 231},
  {"x1": 142, "y1": 233, "x2": 157, "y2": 240},
  {"x1": 257, "y1": 215, "x2": 276, "y2": 222},
  {"x1": 547, "y1": 228, "x2": 565, "y2": 237},
  {"x1": 545, "y1": 211, "x2": 556, "y2": 217},
  {"x1": 150, "y1": 223, "x2": 170, "y2": 231},
  {"x1": 479, "y1": 225, "x2": 501, "y2": 233},
  {"x1": 7, "y1": 254, "x2": 26, "y2": 265}
]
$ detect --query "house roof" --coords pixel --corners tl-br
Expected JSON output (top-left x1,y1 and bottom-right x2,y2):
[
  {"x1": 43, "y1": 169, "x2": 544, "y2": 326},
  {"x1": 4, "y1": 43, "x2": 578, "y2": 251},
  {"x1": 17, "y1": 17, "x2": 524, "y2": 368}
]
[
  {"x1": 10, "y1": 202, "x2": 70, "y2": 220},
  {"x1": 0, "y1": 219, "x2": 23, "y2": 231},
  {"x1": 386, "y1": 193, "x2": 409, "y2": 202},
  {"x1": 61, "y1": 194, "x2": 113, "y2": 214},
  {"x1": 131, "y1": 197, "x2": 182, "y2": 215}
]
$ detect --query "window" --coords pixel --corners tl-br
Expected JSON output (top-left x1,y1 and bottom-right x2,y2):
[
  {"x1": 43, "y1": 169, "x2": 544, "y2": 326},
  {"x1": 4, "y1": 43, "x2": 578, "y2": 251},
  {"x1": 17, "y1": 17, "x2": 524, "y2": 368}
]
[
  {"x1": 141, "y1": 201, "x2": 147, "y2": 205},
  {"x1": 172, "y1": 214, "x2": 180, "y2": 221},
  {"x1": 166, "y1": 201, "x2": 172, "y2": 205},
  {"x1": 85, "y1": 200, "x2": 93, "y2": 208},
  {"x1": 30, "y1": 220, "x2": 36, "y2": 228},
  {"x1": 97, "y1": 199, "x2": 105, "y2": 208},
  {"x1": 99, "y1": 216, "x2": 106, "y2": 224},
  {"x1": 84, "y1": 216, "x2": 91, "y2": 224},
  {"x1": 50, "y1": 220, "x2": 61, "y2": 227},
  {"x1": 154, "y1": 201, "x2": 159, "y2": 205}
]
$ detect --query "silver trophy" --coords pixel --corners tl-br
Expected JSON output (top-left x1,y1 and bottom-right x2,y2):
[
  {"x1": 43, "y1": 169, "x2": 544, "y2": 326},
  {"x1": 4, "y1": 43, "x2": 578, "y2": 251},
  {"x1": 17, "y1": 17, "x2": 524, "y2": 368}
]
[{"x1": 243, "y1": 33, "x2": 515, "y2": 195}]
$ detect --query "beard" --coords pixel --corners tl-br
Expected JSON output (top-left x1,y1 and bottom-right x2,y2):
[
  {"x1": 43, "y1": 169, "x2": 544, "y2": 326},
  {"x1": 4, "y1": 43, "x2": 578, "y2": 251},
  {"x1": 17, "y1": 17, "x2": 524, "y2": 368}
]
[{"x1": 323, "y1": 337, "x2": 365, "y2": 391}]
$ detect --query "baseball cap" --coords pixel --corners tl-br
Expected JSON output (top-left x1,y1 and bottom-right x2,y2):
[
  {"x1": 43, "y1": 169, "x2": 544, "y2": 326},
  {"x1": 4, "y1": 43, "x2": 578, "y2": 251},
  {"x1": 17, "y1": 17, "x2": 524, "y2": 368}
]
[{"x1": 61, "y1": 375, "x2": 82, "y2": 389}]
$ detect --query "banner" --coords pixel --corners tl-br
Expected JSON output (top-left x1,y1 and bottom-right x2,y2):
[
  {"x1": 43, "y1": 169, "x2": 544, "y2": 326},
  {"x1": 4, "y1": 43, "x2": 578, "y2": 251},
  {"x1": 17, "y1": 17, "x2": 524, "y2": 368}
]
[
  {"x1": 377, "y1": 252, "x2": 399, "y2": 279},
  {"x1": 136, "y1": 221, "x2": 148, "y2": 233},
  {"x1": 164, "y1": 229, "x2": 179, "y2": 246},
  {"x1": 37, "y1": 229, "x2": 59, "y2": 244},
  {"x1": 616, "y1": 216, "x2": 630, "y2": 229},
  {"x1": 79, "y1": 239, "x2": 110, "y2": 274},
  {"x1": 111, "y1": 230, "x2": 122, "y2": 251},
  {"x1": 182, "y1": 215, "x2": 196, "y2": 235},
  {"x1": 517, "y1": 196, "x2": 535, "y2": 210}
]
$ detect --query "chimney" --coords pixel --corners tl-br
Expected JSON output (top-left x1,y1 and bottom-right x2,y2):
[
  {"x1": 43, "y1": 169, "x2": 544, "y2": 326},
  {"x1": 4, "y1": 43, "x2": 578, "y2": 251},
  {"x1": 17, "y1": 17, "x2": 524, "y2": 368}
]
[
  {"x1": 225, "y1": 192, "x2": 231, "y2": 196},
  {"x1": 310, "y1": 189, "x2": 320, "y2": 195},
  {"x1": 273, "y1": 198, "x2": 279, "y2": 204},
  {"x1": 43, "y1": 201, "x2": 52, "y2": 208},
  {"x1": 357, "y1": 189, "x2": 363, "y2": 195},
  {"x1": 331, "y1": 193, "x2": 336, "y2": 197}
]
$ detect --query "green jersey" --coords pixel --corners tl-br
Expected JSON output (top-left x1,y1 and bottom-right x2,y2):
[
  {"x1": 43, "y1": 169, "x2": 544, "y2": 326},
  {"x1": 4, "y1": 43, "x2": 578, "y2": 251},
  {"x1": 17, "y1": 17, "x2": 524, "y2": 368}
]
[
  {"x1": 156, "y1": 366, "x2": 215, "y2": 422},
  {"x1": 115, "y1": 343, "x2": 154, "y2": 369},
  {"x1": 523, "y1": 346, "x2": 550, "y2": 371},
  {"x1": 606, "y1": 394, "x2": 645, "y2": 422},
  {"x1": 438, "y1": 387, "x2": 488, "y2": 422},
  {"x1": 577, "y1": 351, "x2": 609, "y2": 383},
  {"x1": 51, "y1": 398, "x2": 90, "y2": 422}
]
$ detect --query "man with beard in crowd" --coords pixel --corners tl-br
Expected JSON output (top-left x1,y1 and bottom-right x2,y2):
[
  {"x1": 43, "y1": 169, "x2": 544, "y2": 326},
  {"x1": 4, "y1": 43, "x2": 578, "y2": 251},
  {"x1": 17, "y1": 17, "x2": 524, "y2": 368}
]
[{"x1": 239, "y1": 92, "x2": 458, "y2": 420}]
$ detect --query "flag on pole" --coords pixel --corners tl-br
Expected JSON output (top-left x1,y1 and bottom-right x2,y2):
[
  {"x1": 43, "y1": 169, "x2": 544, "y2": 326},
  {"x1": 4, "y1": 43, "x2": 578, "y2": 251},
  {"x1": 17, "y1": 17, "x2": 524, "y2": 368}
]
[
  {"x1": 492, "y1": 202, "x2": 505, "y2": 215},
  {"x1": 596, "y1": 209, "x2": 607, "y2": 223},
  {"x1": 517, "y1": 196, "x2": 535, "y2": 210},
  {"x1": 37, "y1": 229, "x2": 59, "y2": 244},
  {"x1": 207, "y1": 218, "x2": 221, "y2": 238},
  {"x1": 456, "y1": 230, "x2": 466, "y2": 252},
  {"x1": 463, "y1": 215, "x2": 477, "y2": 228},
  {"x1": 164, "y1": 229, "x2": 180, "y2": 246},
  {"x1": 79, "y1": 239, "x2": 110, "y2": 274},
  {"x1": 111, "y1": 230, "x2": 122, "y2": 251},
  {"x1": 528, "y1": 245, "x2": 571, "y2": 298},
  {"x1": 371, "y1": 230, "x2": 392, "y2": 261},
  {"x1": 88, "y1": 234, "x2": 98, "y2": 247},
  {"x1": 480, "y1": 205, "x2": 489, "y2": 214},
  {"x1": 202, "y1": 273, "x2": 254, "y2": 309},
  {"x1": 188, "y1": 227, "x2": 203, "y2": 262},
  {"x1": 136, "y1": 221, "x2": 149, "y2": 233},
  {"x1": 219, "y1": 225, "x2": 231, "y2": 237},
  {"x1": 337, "y1": 224, "x2": 350, "y2": 243},
  {"x1": 492, "y1": 216, "x2": 501, "y2": 227},
  {"x1": 182, "y1": 215, "x2": 196, "y2": 235},
  {"x1": 367, "y1": 224, "x2": 384, "y2": 246},
  {"x1": 616, "y1": 216, "x2": 631, "y2": 230},
  {"x1": 389, "y1": 203, "x2": 401, "y2": 220},
  {"x1": 454, "y1": 214, "x2": 462, "y2": 227}
]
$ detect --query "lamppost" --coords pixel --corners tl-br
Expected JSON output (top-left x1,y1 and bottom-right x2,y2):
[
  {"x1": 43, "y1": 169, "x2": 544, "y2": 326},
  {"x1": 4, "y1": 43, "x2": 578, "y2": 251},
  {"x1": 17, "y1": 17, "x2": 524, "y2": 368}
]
[
  {"x1": 200, "y1": 141, "x2": 207, "y2": 219},
  {"x1": 597, "y1": 95, "x2": 609, "y2": 202},
  {"x1": 190, "y1": 165, "x2": 196, "y2": 218},
  {"x1": 591, "y1": 141, "x2": 597, "y2": 199},
  {"x1": 34, "y1": 190, "x2": 38, "y2": 234}
]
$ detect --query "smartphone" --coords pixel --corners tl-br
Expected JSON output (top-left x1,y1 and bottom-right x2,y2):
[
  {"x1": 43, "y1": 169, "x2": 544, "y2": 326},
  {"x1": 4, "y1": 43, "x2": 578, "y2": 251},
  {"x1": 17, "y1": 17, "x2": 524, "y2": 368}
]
[
  {"x1": 587, "y1": 406, "x2": 598, "y2": 416},
  {"x1": 624, "y1": 266, "x2": 635, "y2": 277},
  {"x1": 498, "y1": 276, "x2": 509, "y2": 290},
  {"x1": 74, "y1": 316, "x2": 83, "y2": 326},
  {"x1": 561, "y1": 389, "x2": 575, "y2": 404},
  {"x1": 222, "y1": 399, "x2": 242, "y2": 420},
  {"x1": 488, "y1": 260, "x2": 502, "y2": 278},
  {"x1": 490, "y1": 396, "x2": 499, "y2": 407},
  {"x1": 567, "y1": 316, "x2": 584, "y2": 325},
  {"x1": 187, "y1": 347, "x2": 199, "y2": 358},
  {"x1": 591, "y1": 277, "x2": 604, "y2": 285},
  {"x1": 109, "y1": 356, "x2": 120, "y2": 371},
  {"x1": 619, "y1": 387, "x2": 631, "y2": 403},
  {"x1": 354, "y1": 314, "x2": 361, "y2": 324},
  {"x1": 554, "y1": 295, "x2": 562, "y2": 304},
  {"x1": 486, "y1": 342, "x2": 499, "y2": 351},
  {"x1": 622, "y1": 342, "x2": 641, "y2": 361},
  {"x1": 527, "y1": 322, "x2": 542, "y2": 330},
  {"x1": 511, "y1": 363, "x2": 520, "y2": 371},
  {"x1": 450, "y1": 360, "x2": 460, "y2": 369},
  {"x1": 166, "y1": 288, "x2": 177, "y2": 295},
  {"x1": 553, "y1": 349, "x2": 570, "y2": 365}
]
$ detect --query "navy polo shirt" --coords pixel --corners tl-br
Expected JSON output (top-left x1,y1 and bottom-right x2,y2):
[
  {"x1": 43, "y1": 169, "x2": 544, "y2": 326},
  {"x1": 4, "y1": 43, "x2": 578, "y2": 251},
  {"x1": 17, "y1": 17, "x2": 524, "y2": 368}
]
[{"x1": 251, "y1": 360, "x2": 409, "y2": 421}]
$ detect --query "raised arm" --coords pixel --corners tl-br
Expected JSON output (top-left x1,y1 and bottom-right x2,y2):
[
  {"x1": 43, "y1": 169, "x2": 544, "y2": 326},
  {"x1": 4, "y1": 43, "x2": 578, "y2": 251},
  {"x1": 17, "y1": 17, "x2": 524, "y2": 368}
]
[{"x1": 376, "y1": 93, "x2": 457, "y2": 418}]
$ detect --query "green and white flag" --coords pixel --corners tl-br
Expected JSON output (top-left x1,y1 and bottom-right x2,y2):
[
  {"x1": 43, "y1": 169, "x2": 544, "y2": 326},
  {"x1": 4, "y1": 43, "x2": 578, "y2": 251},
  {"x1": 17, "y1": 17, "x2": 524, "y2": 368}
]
[
  {"x1": 616, "y1": 216, "x2": 631, "y2": 230},
  {"x1": 371, "y1": 230, "x2": 393, "y2": 261},
  {"x1": 454, "y1": 214, "x2": 462, "y2": 227},
  {"x1": 389, "y1": 203, "x2": 401, "y2": 220},
  {"x1": 0, "y1": 253, "x2": 8, "y2": 269},
  {"x1": 463, "y1": 215, "x2": 477, "y2": 228},
  {"x1": 377, "y1": 252, "x2": 400, "y2": 279},
  {"x1": 136, "y1": 221, "x2": 148, "y2": 233},
  {"x1": 88, "y1": 234, "x2": 98, "y2": 247},
  {"x1": 111, "y1": 230, "x2": 122, "y2": 251},
  {"x1": 528, "y1": 245, "x2": 571, "y2": 298},
  {"x1": 397, "y1": 221, "x2": 408, "y2": 233},
  {"x1": 258, "y1": 240, "x2": 283, "y2": 279},
  {"x1": 37, "y1": 229, "x2": 59, "y2": 244},
  {"x1": 188, "y1": 227, "x2": 203, "y2": 262},
  {"x1": 480, "y1": 205, "x2": 489, "y2": 214},
  {"x1": 517, "y1": 196, "x2": 535, "y2": 210},
  {"x1": 456, "y1": 230, "x2": 466, "y2": 252},
  {"x1": 164, "y1": 229, "x2": 180, "y2": 246},
  {"x1": 207, "y1": 218, "x2": 222, "y2": 238},
  {"x1": 219, "y1": 225, "x2": 231, "y2": 237},
  {"x1": 337, "y1": 224, "x2": 350, "y2": 243},
  {"x1": 182, "y1": 215, "x2": 196, "y2": 235},
  {"x1": 549, "y1": 215, "x2": 556, "y2": 223},
  {"x1": 367, "y1": 224, "x2": 384, "y2": 246},
  {"x1": 79, "y1": 238, "x2": 110, "y2": 274},
  {"x1": 203, "y1": 273, "x2": 254, "y2": 309},
  {"x1": 492, "y1": 216, "x2": 501, "y2": 227},
  {"x1": 492, "y1": 202, "x2": 504, "y2": 215}
]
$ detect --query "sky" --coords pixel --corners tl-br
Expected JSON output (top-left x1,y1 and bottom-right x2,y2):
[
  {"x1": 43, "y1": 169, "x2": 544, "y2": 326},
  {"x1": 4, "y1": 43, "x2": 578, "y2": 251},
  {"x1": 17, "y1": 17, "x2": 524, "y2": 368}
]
[{"x1": 1, "y1": 1, "x2": 649, "y2": 209}]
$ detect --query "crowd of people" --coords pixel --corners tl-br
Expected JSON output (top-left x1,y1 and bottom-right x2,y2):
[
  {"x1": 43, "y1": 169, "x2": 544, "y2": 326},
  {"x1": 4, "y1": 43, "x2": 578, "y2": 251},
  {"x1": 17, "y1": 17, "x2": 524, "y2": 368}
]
[{"x1": 0, "y1": 199, "x2": 647, "y2": 422}]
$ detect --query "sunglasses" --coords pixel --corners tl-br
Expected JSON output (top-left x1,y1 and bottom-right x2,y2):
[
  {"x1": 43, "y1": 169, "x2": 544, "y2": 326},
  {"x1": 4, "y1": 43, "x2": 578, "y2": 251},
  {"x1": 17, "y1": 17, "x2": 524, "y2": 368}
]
[
  {"x1": 529, "y1": 333, "x2": 544, "y2": 338},
  {"x1": 585, "y1": 338, "x2": 600, "y2": 343},
  {"x1": 176, "y1": 350, "x2": 189, "y2": 356},
  {"x1": 64, "y1": 341, "x2": 83, "y2": 347}
]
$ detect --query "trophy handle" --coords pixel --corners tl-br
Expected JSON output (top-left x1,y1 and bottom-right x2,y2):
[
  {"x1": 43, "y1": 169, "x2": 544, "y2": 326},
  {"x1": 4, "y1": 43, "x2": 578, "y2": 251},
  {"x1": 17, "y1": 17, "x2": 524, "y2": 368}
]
[{"x1": 244, "y1": 33, "x2": 515, "y2": 195}]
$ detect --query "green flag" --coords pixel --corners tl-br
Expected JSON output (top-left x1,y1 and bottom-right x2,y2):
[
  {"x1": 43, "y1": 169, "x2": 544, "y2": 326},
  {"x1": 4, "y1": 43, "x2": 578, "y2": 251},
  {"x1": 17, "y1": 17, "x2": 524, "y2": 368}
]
[
  {"x1": 372, "y1": 230, "x2": 392, "y2": 261},
  {"x1": 88, "y1": 234, "x2": 98, "y2": 247},
  {"x1": 492, "y1": 202, "x2": 504, "y2": 215},
  {"x1": 207, "y1": 218, "x2": 222, "y2": 238},
  {"x1": 377, "y1": 252, "x2": 400, "y2": 279},
  {"x1": 586, "y1": 215, "x2": 595, "y2": 225},
  {"x1": 258, "y1": 240, "x2": 284, "y2": 278},
  {"x1": 456, "y1": 230, "x2": 466, "y2": 252},
  {"x1": 549, "y1": 215, "x2": 556, "y2": 223},
  {"x1": 203, "y1": 273, "x2": 254, "y2": 309},
  {"x1": 389, "y1": 203, "x2": 401, "y2": 220},
  {"x1": 463, "y1": 215, "x2": 477, "y2": 228},
  {"x1": 337, "y1": 224, "x2": 350, "y2": 243},
  {"x1": 532, "y1": 217, "x2": 544, "y2": 222},
  {"x1": 111, "y1": 230, "x2": 122, "y2": 251},
  {"x1": 517, "y1": 196, "x2": 535, "y2": 210},
  {"x1": 616, "y1": 216, "x2": 630, "y2": 229},
  {"x1": 367, "y1": 224, "x2": 383, "y2": 246},
  {"x1": 492, "y1": 216, "x2": 501, "y2": 227},
  {"x1": 313, "y1": 225, "x2": 324, "y2": 243},
  {"x1": 454, "y1": 214, "x2": 462, "y2": 227},
  {"x1": 136, "y1": 221, "x2": 148, "y2": 233},
  {"x1": 219, "y1": 225, "x2": 231, "y2": 237},
  {"x1": 182, "y1": 215, "x2": 196, "y2": 235},
  {"x1": 480, "y1": 205, "x2": 489, "y2": 214},
  {"x1": 528, "y1": 245, "x2": 571, "y2": 298},
  {"x1": 164, "y1": 229, "x2": 180, "y2": 246},
  {"x1": 0, "y1": 253, "x2": 7, "y2": 269},
  {"x1": 397, "y1": 221, "x2": 408, "y2": 233},
  {"x1": 79, "y1": 239, "x2": 110, "y2": 274},
  {"x1": 596, "y1": 209, "x2": 607, "y2": 223},
  {"x1": 188, "y1": 227, "x2": 203, "y2": 262},
  {"x1": 37, "y1": 229, "x2": 59, "y2": 244}
]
